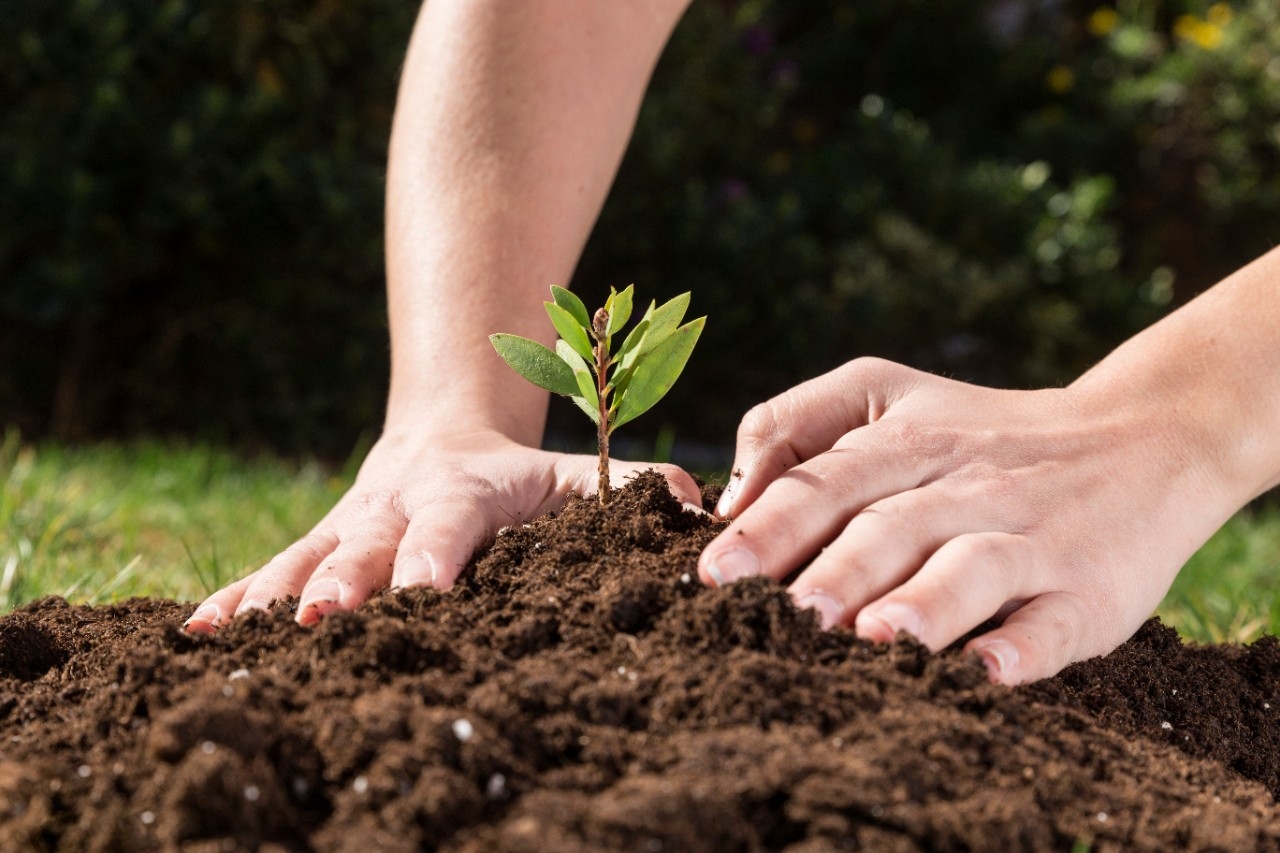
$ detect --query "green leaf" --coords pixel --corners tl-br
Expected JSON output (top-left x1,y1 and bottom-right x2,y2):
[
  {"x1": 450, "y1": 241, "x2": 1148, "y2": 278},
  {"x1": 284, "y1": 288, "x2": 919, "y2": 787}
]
[
  {"x1": 570, "y1": 395, "x2": 602, "y2": 426},
  {"x1": 606, "y1": 284, "x2": 634, "y2": 337},
  {"x1": 610, "y1": 364, "x2": 636, "y2": 398},
  {"x1": 490, "y1": 334, "x2": 579, "y2": 397},
  {"x1": 612, "y1": 317, "x2": 651, "y2": 382},
  {"x1": 610, "y1": 293, "x2": 692, "y2": 395},
  {"x1": 556, "y1": 340, "x2": 598, "y2": 407},
  {"x1": 610, "y1": 316, "x2": 704, "y2": 432},
  {"x1": 640, "y1": 292, "x2": 690, "y2": 355},
  {"x1": 550, "y1": 285, "x2": 591, "y2": 329},
  {"x1": 615, "y1": 303, "x2": 654, "y2": 363},
  {"x1": 545, "y1": 301, "x2": 594, "y2": 361}
]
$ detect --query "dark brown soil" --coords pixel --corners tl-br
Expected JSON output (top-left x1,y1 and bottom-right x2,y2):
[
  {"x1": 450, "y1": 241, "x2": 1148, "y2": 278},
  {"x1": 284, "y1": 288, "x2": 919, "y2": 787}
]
[{"x1": 2, "y1": 471, "x2": 1279, "y2": 852}]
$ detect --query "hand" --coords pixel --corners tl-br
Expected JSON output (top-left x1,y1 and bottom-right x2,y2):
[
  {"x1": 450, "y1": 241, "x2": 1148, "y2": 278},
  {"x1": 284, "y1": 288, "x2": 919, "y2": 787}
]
[
  {"x1": 698, "y1": 357, "x2": 1235, "y2": 685},
  {"x1": 185, "y1": 429, "x2": 702, "y2": 632}
]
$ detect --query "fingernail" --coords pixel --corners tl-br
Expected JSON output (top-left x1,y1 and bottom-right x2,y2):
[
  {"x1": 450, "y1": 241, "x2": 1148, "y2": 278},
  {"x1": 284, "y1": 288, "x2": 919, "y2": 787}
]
[
  {"x1": 239, "y1": 598, "x2": 269, "y2": 614},
  {"x1": 856, "y1": 601, "x2": 924, "y2": 642},
  {"x1": 681, "y1": 502, "x2": 710, "y2": 517},
  {"x1": 972, "y1": 639, "x2": 1019, "y2": 680},
  {"x1": 708, "y1": 547, "x2": 761, "y2": 586},
  {"x1": 297, "y1": 578, "x2": 343, "y2": 625},
  {"x1": 184, "y1": 604, "x2": 221, "y2": 633},
  {"x1": 793, "y1": 591, "x2": 843, "y2": 630},
  {"x1": 392, "y1": 555, "x2": 438, "y2": 589},
  {"x1": 714, "y1": 485, "x2": 736, "y2": 518}
]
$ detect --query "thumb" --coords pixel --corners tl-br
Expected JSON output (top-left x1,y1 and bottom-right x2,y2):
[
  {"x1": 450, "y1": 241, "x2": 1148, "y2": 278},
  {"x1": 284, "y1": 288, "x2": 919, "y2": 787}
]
[{"x1": 612, "y1": 458, "x2": 706, "y2": 510}]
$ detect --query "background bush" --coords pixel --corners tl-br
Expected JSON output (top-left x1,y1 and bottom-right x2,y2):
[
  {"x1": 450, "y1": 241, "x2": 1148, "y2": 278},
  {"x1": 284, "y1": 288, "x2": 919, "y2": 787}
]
[{"x1": 2, "y1": 0, "x2": 1277, "y2": 456}]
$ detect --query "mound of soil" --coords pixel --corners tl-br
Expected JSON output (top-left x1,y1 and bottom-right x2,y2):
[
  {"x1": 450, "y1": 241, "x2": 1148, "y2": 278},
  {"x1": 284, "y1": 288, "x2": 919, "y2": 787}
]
[{"x1": 2, "y1": 471, "x2": 1279, "y2": 852}]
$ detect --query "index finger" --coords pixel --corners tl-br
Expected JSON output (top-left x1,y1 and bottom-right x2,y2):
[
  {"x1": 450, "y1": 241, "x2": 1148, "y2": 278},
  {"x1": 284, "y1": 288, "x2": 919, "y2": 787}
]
[{"x1": 717, "y1": 358, "x2": 919, "y2": 518}]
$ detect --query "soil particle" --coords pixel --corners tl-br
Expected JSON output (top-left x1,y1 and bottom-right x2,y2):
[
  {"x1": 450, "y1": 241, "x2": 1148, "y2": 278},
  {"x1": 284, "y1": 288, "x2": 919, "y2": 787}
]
[{"x1": 1, "y1": 471, "x2": 1278, "y2": 851}]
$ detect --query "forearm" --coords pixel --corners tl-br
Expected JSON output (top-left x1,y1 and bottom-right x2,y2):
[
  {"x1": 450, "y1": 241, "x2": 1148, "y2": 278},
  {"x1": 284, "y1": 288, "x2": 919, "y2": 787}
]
[
  {"x1": 1071, "y1": 247, "x2": 1280, "y2": 506},
  {"x1": 383, "y1": 0, "x2": 690, "y2": 445}
]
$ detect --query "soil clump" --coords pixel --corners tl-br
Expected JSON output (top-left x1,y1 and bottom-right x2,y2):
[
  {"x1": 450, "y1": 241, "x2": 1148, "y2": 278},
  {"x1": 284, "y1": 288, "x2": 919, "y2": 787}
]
[{"x1": 1, "y1": 471, "x2": 1278, "y2": 851}]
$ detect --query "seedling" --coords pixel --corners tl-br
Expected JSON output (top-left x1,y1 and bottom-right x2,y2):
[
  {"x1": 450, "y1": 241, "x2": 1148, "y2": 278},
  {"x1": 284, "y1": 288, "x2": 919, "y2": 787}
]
[{"x1": 490, "y1": 285, "x2": 704, "y2": 505}]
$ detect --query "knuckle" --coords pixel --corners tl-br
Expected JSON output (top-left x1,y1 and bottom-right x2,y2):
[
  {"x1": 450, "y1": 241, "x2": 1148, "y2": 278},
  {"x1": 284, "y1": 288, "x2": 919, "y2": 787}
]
[
  {"x1": 1023, "y1": 604, "x2": 1080, "y2": 669},
  {"x1": 277, "y1": 536, "x2": 332, "y2": 567},
  {"x1": 823, "y1": 559, "x2": 879, "y2": 611},
  {"x1": 842, "y1": 356, "x2": 890, "y2": 382},
  {"x1": 944, "y1": 533, "x2": 1004, "y2": 568},
  {"x1": 854, "y1": 496, "x2": 913, "y2": 533},
  {"x1": 739, "y1": 402, "x2": 783, "y2": 443},
  {"x1": 350, "y1": 488, "x2": 409, "y2": 521}
]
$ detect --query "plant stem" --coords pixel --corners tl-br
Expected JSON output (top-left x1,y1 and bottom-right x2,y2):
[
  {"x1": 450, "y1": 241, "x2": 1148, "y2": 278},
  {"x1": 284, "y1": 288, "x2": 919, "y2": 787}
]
[{"x1": 595, "y1": 338, "x2": 611, "y2": 505}]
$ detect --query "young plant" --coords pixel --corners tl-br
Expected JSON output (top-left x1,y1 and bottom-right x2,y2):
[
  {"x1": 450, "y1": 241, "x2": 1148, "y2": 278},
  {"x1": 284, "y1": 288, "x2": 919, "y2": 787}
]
[{"x1": 490, "y1": 285, "x2": 704, "y2": 505}]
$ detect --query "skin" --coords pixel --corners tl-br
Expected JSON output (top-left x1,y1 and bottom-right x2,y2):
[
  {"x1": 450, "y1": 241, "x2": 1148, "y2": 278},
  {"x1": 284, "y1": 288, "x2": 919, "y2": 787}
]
[
  {"x1": 699, "y1": 253, "x2": 1280, "y2": 683},
  {"x1": 188, "y1": 0, "x2": 1280, "y2": 686},
  {"x1": 184, "y1": 0, "x2": 700, "y2": 632}
]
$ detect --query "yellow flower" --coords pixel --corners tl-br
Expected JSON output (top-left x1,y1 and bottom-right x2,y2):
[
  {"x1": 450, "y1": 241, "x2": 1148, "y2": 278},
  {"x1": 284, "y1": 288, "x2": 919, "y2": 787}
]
[
  {"x1": 1207, "y1": 3, "x2": 1234, "y2": 26},
  {"x1": 1174, "y1": 15, "x2": 1224, "y2": 50},
  {"x1": 1087, "y1": 8, "x2": 1118, "y2": 37},
  {"x1": 1046, "y1": 65, "x2": 1076, "y2": 95}
]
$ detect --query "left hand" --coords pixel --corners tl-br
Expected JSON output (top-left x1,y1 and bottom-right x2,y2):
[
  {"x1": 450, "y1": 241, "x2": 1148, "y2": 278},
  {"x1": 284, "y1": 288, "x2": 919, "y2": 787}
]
[{"x1": 698, "y1": 357, "x2": 1235, "y2": 685}]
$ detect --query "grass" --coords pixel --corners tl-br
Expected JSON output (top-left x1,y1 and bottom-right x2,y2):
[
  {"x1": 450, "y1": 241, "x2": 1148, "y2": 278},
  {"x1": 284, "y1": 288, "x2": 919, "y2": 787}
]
[
  {"x1": 2, "y1": 430, "x2": 1278, "y2": 644},
  {"x1": 0, "y1": 429, "x2": 350, "y2": 611},
  {"x1": 1158, "y1": 502, "x2": 1280, "y2": 644}
]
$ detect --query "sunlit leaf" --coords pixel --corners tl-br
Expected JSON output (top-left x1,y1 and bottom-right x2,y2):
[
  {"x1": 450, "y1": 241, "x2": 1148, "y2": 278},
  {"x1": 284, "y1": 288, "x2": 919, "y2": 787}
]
[
  {"x1": 489, "y1": 334, "x2": 578, "y2": 397},
  {"x1": 556, "y1": 340, "x2": 598, "y2": 407},
  {"x1": 606, "y1": 284, "x2": 634, "y2": 336},
  {"x1": 571, "y1": 394, "x2": 602, "y2": 425},
  {"x1": 615, "y1": 303, "x2": 654, "y2": 363},
  {"x1": 612, "y1": 318, "x2": 651, "y2": 384},
  {"x1": 545, "y1": 301, "x2": 594, "y2": 361},
  {"x1": 640, "y1": 292, "x2": 690, "y2": 355},
  {"x1": 550, "y1": 285, "x2": 591, "y2": 329},
  {"x1": 610, "y1": 316, "x2": 704, "y2": 432}
]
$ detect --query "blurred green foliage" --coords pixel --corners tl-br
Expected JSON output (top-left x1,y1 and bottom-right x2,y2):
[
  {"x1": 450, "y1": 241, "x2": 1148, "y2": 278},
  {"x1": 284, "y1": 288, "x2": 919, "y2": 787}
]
[
  {"x1": 2, "y1": 0, "x2": 1277, "y2": 453},
  {"x1": 0, "y1": 0, "x2": 412, "y2": 452}
]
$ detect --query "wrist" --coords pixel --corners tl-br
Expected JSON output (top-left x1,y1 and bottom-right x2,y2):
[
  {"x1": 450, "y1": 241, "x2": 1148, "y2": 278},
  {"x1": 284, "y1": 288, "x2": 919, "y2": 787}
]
[
  {"x1": 383, "y1": 379, "x2": 548, "y2": 448},
  {"x1": 1068, "y1": 327, "x2": 1277, "y2": 512}
]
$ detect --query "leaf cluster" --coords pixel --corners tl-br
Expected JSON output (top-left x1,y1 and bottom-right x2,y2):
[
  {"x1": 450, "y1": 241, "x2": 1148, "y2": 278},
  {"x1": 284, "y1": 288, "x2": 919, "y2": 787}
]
[{"x1": 490, "y1": 286, "x2": 704, "y2": 434}]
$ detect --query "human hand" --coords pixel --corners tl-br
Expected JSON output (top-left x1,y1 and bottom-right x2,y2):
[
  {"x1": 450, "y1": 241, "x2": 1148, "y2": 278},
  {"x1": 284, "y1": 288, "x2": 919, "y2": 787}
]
[
  {"x1": 184, "y1": 429, "x2": 702, "y2": 632},
  {"x1": 698, "y1": 357, "x2": 1236, "y2": 685}
]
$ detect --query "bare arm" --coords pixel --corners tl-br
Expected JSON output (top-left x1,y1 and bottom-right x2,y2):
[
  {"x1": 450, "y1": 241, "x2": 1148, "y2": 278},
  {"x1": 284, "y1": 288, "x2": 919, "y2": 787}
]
[
  {"x1": 187, "y1": 0, "x2": 694, "y2": 631},
  {"x1": 384, "y1": 0, "x2": 692, "y2": 444}
]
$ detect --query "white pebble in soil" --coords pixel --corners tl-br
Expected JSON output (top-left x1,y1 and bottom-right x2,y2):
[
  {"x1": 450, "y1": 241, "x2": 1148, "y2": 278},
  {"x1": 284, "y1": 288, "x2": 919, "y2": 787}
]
[
  {"x1": 353, "y1": 775, "x2": 369, "y2": 795},
  {"x1": 228, "y1": 668, "x2": 250, "y2": 681},
  {"x1": 140, "y1": 811, "x2": 155, "y2": 826},
  {"x1": 486, "y1": 773, "x2": 508, "y2": 800},
  {"x1": 243, "y1": 785, "x2": 260, "y2": 803},
  {"x1": 452, "y1": 718, "x2": 475, "y2": 742},
  {"x1": 77, "y1": 765, "x2": 92, "y2": 779},
  {"x1": 201, "y1": 741, "x2": 216, "y2": 755},
  {"x1": 680, "y1": 573, "x2": 691, "y2": 584},
  {"x1": 1160, "y1": 721, "x2": 1173, "y2": 731}
]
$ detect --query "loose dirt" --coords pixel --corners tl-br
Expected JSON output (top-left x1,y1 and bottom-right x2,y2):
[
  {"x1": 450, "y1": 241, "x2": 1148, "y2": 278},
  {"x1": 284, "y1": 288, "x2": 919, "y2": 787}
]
[{"x1": 2, "y1": 471, "x2": 1278, "y2": 852}]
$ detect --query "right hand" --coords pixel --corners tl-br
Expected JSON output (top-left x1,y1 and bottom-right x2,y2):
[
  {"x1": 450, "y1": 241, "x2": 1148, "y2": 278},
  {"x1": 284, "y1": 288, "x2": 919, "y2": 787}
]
[{"x1": 183, "y1": 428, "x2": 702, "y2": 632}]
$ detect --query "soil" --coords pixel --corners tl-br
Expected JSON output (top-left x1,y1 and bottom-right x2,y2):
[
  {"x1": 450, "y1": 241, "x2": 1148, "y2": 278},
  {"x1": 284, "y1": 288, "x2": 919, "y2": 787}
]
[{"x1": 2, "y1": 471, "x2": 1279, "y2": 852}]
